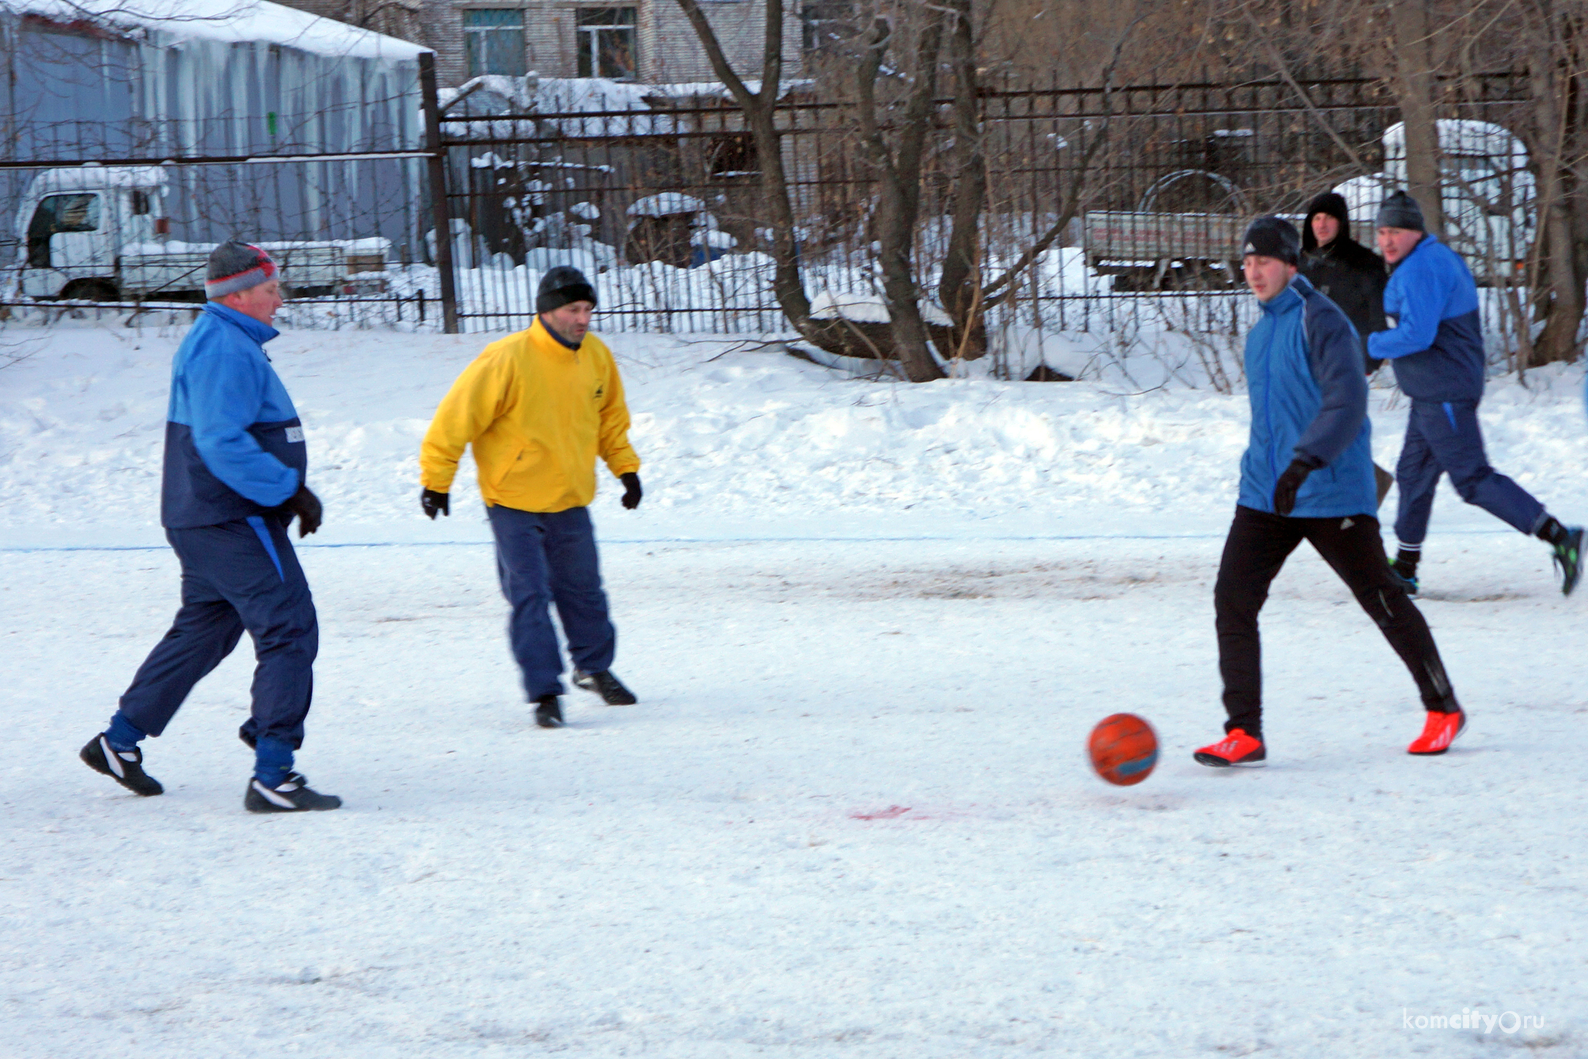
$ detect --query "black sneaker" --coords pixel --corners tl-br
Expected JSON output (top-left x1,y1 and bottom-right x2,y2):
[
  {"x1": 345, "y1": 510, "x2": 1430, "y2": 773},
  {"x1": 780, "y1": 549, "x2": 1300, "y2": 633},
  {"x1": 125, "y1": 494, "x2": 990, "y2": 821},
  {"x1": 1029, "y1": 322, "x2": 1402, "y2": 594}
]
[
  {"x1": 1552, "y1": 527, "x2": 1584, "y2": 596},
  {"x1": 245, "y1": 772, "x2": 342, "y2": 813},
  {"x1": 1388, "y1": 558, "x2": 1420, "y2": 599},
  {"x1": 80, "y1": 733, "x2": 163, "y2": 796},
  {"x1": 573, "y1": 669, "x2": 637, "y2": 705},
  {"x1": 535, "y1": 694, "x2": 564, "y2": 728}
]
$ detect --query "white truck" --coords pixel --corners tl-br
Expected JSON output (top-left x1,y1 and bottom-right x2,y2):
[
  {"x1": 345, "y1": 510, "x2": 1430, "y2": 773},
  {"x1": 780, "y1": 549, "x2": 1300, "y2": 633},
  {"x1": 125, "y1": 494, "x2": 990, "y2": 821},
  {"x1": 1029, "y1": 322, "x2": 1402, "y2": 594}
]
[
  {"x1": 10, "y1": 166, "x2": 388, "y2": 301},
  {"x1": 1332, "y1": 119, "x2": 1533, "y2": 283}
]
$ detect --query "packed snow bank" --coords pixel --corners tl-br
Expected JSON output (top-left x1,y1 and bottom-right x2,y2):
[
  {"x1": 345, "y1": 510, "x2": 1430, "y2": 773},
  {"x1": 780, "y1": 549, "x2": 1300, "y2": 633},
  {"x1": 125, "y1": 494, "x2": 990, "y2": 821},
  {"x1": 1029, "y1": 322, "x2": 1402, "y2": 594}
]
[
  {"x1": 2, "y1": 321, "x2": 1586, "y2": 548},
  {"x1": 5, "y1": 535, "x2": 1585, "y2": 1057}
]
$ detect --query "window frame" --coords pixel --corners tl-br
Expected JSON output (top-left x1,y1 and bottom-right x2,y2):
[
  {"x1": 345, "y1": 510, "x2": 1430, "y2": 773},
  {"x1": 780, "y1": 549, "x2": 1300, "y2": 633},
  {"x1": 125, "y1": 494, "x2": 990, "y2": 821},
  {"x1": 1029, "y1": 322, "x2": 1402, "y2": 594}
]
[
  {"x1": 575, "y1": 7, "x2": 638, "y2": 81},
  {"x1": 463, "y1": 7, "x2": 527, "y2": 78}
]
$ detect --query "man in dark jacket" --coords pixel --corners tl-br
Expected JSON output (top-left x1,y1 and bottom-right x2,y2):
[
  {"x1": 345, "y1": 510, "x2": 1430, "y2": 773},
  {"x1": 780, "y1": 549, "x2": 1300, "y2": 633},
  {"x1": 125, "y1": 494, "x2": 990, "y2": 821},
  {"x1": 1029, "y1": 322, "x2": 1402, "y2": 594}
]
[
  {"x1": 1301, "y1": 191, "x2": 1388, "y2": 372},
  {"x1": 1368, "y1": 190, "x2": 1583, "y2": 597},
  {"x1": 1301, "y1": 190, "x2": 1396, "y2": 505},
  {"x1": 1194, "y1": 217, "x2": 1465, "y2": 768},
  {"x1": 79, "y1": 242, "x2": 341, "y2": 813}
]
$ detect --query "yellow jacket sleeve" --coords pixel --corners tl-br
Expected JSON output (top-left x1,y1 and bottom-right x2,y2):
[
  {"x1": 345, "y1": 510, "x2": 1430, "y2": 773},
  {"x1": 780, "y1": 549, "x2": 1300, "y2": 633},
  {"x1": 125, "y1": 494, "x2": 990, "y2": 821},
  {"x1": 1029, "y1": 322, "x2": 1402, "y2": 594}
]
[
  {"x1": 419, "y1": 347, "x2": 517, "y2": 492},
  {"x1": 598, "y1": 354, "x2": 641, "y2": 478}
]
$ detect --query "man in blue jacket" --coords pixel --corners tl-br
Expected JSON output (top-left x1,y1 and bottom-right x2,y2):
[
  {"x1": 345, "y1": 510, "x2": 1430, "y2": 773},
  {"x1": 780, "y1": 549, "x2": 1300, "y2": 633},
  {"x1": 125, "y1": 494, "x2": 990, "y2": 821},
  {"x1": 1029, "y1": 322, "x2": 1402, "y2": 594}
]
[
  {"x1": 79, "y1": 242, "x2": 341, "y2": 812},
  {"x1": 1195, "y1": 217, "x2": 1465, "y2": 768},
  {"x1": 1368, "y1": 190, "x2": 1582, "y2": 596}
]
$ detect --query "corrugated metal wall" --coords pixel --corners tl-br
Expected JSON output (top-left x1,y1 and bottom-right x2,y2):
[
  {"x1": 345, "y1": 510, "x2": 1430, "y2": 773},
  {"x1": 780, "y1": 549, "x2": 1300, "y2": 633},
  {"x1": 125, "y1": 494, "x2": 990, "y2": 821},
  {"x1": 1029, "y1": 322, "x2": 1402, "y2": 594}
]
[{"x1": 0, "y1": 9, "x2": 427, "y2": 265}]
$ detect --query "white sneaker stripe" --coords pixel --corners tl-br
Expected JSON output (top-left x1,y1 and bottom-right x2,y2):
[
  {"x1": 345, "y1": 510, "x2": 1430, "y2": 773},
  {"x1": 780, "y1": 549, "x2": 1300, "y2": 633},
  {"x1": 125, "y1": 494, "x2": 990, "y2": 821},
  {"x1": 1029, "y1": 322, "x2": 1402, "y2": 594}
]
[
  {"x1": 252, "y1": 780, "x2": 298, "y2": 809},
  {"x1": 101, "y1": 736, "x2": 126, "y2": 779}
]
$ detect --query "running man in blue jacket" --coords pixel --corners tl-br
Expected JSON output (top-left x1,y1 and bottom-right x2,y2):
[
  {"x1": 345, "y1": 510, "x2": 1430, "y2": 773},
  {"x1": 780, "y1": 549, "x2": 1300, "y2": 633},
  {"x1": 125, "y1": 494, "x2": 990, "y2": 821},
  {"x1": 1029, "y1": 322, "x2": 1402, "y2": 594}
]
[
  {"x1": 1195, "y1": 218, "x2": 1465, "y2": 767},
  {"x1": 1368, "y1": 190, "x2": 1583, "y2": 596},
  {"x1": 79, "y1": 242, "x2": 341, "y2": 812}
]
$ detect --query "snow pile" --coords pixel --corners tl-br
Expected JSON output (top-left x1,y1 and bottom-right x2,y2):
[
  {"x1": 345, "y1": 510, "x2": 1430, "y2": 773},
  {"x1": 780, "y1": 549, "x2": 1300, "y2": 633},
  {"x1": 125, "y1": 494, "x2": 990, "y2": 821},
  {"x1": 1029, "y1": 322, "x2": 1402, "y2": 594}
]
[
  {"x1": 627, "y1": 193, "x2": 706, "y2": 218},
  {"x1": 2, "y1": 321, "x2": 1586, "y2": 548}
]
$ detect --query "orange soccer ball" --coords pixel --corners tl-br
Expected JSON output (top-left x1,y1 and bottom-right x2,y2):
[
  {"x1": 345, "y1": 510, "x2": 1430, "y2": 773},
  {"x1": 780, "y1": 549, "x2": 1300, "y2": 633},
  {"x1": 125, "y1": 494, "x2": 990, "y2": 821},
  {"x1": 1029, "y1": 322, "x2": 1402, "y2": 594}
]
[{"x1": 1088, "y1": 713, "x2": 1159, "y2": 786}]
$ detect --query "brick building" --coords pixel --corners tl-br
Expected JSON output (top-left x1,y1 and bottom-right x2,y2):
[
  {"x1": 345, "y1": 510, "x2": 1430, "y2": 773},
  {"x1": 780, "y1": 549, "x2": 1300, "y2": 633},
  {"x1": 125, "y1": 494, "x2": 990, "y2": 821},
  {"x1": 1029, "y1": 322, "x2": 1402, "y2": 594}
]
[{"x1": 276, "y1": 0, "x2": 801, "y2": 86}]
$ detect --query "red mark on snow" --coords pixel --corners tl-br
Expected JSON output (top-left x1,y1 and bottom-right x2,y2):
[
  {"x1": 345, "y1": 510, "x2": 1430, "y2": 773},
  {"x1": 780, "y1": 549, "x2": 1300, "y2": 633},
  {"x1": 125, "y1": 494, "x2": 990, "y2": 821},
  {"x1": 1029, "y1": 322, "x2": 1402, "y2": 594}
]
[{"x1": 849, "y1": 805, "x2": 915, "y2": 820}]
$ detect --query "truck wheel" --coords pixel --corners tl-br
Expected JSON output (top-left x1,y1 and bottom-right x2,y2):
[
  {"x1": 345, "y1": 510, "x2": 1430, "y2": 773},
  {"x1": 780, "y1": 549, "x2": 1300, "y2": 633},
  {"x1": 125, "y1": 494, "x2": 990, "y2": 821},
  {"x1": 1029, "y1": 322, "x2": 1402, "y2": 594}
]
[{"x1": 61, "y1": 280, "x2": 120, "y2": 302}]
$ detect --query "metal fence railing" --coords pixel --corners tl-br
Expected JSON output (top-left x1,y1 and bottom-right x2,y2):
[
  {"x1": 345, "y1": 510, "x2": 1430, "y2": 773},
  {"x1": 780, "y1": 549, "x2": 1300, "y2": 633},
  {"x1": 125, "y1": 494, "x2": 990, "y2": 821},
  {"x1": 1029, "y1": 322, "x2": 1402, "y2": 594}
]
[
  {"x1": 430, "y1": 72, "x2": 1532, "y2": 344},
  {"x1": 3, "y1": 55, "x2": 1533, "y2": 347}
]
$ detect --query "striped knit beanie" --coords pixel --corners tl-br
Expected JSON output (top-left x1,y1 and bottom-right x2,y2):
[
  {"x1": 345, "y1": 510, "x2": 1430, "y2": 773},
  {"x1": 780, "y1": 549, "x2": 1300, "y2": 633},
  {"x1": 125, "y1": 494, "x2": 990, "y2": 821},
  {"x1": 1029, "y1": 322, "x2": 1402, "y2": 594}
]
[
  {"x1": 206, "y1": 241, "x2": 277, "y2": 300},
  {"x1": 1375, "y1": 190, "x2": 1426, "y2": 233}
]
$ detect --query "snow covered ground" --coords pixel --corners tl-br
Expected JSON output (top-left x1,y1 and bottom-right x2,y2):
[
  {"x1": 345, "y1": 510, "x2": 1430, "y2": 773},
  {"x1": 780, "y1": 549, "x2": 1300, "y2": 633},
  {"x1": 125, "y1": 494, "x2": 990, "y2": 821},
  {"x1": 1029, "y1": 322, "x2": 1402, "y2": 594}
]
[{"x1": 2, "y1": 320, "x2": 1585, "y2": 1056}]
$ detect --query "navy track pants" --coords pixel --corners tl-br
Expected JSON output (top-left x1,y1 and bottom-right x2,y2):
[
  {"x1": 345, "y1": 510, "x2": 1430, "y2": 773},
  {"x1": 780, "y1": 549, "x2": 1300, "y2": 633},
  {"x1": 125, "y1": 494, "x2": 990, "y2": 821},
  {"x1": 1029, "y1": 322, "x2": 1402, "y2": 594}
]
[
  {"x1": 118, "y1": 515, "x2": 318, "y2": 749},
  {"x1": 486, "y1": 504, "x2": 616, "y2": 701},
  {"x1": 1394, "y1": 399, "x2": 1544, "y2": 545}
]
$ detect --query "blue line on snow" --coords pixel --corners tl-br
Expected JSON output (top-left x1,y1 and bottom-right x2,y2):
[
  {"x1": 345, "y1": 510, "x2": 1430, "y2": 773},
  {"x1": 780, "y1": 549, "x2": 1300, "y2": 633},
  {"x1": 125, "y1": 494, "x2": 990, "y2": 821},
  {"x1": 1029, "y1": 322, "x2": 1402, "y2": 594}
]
[{"x1": 0, "y1": 528, "x2": 1523, "y2": 554}]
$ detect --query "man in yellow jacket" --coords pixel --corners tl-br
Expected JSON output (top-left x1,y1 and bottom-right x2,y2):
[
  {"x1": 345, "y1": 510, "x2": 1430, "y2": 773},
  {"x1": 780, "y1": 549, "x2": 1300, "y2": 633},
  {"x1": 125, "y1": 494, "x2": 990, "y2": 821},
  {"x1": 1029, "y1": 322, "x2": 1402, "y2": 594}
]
[{"x1": 419, "y1": 267, "x2": 642, "y2": 728}]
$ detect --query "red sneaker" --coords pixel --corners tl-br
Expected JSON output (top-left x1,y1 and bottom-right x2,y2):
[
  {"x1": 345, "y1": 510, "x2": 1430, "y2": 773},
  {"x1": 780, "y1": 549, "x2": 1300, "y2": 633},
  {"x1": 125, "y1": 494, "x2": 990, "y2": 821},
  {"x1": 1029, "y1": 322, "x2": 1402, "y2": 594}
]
[
  {"x1": 1407, "y1": 709, "x2": 1466, "y2": 755},
  {"x1": 1194, "y1": 728, "x2": 1266, "y2": 767}
]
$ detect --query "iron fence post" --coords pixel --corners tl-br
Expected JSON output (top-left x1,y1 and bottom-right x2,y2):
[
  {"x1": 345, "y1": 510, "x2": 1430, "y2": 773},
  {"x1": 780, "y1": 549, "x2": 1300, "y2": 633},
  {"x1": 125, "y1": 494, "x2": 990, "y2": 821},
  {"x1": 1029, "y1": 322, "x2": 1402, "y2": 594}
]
[{"x1": 419, "y1": 51, "x2": 459, "y2": 334}]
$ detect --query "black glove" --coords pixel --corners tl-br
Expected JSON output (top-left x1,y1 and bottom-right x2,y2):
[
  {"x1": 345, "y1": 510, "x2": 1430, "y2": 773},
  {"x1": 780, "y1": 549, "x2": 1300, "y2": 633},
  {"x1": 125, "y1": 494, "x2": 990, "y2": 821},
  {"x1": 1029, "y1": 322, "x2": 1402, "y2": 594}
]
[
  {"x1": 1272, "y1": 458, "x2": 1314, "y2": 517},
  {"x1": 281, "y1": 484, "x2": 323, "y2": 537},
  {"x1": 620, "y1": 472, "x2": 642, "y2": 510},
  {"x1": 421, "y1": 488, "x2": 450, "y2": 519}
]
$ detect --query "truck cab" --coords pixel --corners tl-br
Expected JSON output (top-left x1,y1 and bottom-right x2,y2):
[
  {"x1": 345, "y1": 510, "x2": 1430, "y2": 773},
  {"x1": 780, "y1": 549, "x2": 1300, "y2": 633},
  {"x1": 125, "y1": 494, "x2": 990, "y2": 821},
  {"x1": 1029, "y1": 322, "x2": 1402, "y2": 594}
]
[{"x1": 15, "y1": 166, "x2": 168, "y2": 300}]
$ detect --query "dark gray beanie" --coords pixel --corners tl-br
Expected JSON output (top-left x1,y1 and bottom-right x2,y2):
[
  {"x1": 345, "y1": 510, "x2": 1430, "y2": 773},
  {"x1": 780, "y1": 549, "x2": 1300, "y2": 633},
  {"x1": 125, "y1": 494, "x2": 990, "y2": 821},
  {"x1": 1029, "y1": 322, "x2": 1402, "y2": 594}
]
[
  {"x1": 205, "y1": 241, "x2": 277, "y2": 299},
  {"x1": 1375, "y1": 190, "x2": 1426, "y2": 232},
  {"x1": 536, "y1": 266, "x2": 597, "y2": 314},
  {"x1": 1241, "y1": 216, "x2": 1301, "y2": 265}
]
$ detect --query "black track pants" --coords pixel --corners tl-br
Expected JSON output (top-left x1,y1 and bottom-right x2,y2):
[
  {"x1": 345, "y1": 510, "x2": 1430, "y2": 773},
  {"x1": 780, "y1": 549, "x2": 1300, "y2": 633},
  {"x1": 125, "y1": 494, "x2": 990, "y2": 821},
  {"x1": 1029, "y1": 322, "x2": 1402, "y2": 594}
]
[{"x1": 1214, "y1": 505, "x2": 1457, "y2": 740}]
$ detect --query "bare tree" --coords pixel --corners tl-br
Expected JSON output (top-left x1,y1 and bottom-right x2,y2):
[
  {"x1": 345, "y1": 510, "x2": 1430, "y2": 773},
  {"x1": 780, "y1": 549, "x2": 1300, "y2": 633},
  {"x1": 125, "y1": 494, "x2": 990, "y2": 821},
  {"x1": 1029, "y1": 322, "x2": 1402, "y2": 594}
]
[
  {"x1": 676, "y1": 0, "x2": 910, "y2": 366},
  {"x1": 933, "y1": 0, "x2": 985, "y2": 360},
  {"x1": 851, "y1": 7, "x2": 949, "y2": 380},
  {"x1": 1387, "y1": 0, "x2": 1447, "y2": 237},
  {"x1": 1515, "y1": 0, "x2": 1588, "y2": 364}
]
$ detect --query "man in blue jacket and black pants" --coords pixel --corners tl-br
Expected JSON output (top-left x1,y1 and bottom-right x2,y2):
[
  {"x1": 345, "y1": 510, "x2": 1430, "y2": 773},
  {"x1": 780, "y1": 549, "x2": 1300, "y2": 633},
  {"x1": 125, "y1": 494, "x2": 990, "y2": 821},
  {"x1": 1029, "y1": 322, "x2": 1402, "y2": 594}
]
[
  {"x1": 79, "y1": 242, "x2": 341, "y2": 812},
  {"x1": 1369, "y1": 190, "x2": 1582, "y2": 596},
  {"x1": 1195, "y1": 217, "x2": 1465, "y2": 768}
]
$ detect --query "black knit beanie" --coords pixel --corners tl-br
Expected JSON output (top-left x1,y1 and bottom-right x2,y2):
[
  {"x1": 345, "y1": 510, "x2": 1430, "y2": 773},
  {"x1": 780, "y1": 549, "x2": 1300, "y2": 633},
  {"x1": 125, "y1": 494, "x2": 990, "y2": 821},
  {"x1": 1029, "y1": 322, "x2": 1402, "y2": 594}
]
[
  {"x1": 1241, "y1": 216, "x2": 1301, "y2": 266},
  {"x1": 536, "y1": 266, "x2": 597, "y2": 314},
  {"x1": 1375, "y1": 190, "x2": 1426, "y2": 232},
  {"x1": 1301, "y1": 191, "x2": 1351, "y2": 252}
]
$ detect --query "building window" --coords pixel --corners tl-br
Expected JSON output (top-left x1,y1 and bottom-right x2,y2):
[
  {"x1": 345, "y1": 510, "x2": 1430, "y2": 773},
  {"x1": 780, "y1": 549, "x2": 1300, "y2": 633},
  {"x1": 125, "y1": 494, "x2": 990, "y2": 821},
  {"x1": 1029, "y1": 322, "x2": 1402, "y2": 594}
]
[
  {"x1": 577, "y1": 8, "x2": 637, "y2": 80},
  {"x1": 464, "y1": 9, "x2": 526, "y2": 77}
]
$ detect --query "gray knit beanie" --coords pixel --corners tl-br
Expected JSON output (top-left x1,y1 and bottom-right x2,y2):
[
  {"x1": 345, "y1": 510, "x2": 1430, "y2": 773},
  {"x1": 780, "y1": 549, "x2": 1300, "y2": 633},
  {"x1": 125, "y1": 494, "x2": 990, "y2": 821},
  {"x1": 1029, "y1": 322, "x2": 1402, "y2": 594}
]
[
  {"x1": 1375, "y1": 190, "x2": 1426, "y2": 232},
  {"x1": 536, "y1": 265, "x2": 597, "y2": 314},
  {"x1": 205, "y1": 241, "x2": 278, "y2": 300}
]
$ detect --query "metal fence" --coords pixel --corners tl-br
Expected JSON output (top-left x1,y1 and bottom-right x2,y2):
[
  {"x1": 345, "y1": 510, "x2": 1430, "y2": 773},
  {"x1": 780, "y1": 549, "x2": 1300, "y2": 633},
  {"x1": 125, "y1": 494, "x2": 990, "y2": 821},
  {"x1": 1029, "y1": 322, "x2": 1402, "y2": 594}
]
[
  {"x1": 3, "y1": 52, "x2": 1533, "y2": 344},
  {"x1": 431, "y1": 71, "x2": 1532, "y2": 341}
]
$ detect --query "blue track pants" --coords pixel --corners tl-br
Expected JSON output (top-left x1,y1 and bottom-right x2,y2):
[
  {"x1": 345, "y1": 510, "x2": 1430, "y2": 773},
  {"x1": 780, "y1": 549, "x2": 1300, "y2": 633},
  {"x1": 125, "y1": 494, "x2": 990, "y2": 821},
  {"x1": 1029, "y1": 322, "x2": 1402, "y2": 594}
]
[
  {"x1": 486, "y1": 504, "x2": 616, "y2": 701},
  {"x1": 1394, "y1": 399, "x2": 1545, "y2": 545},
  {"x1": 115, "y1": 516, "x2": 317, "y2": 770}
]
